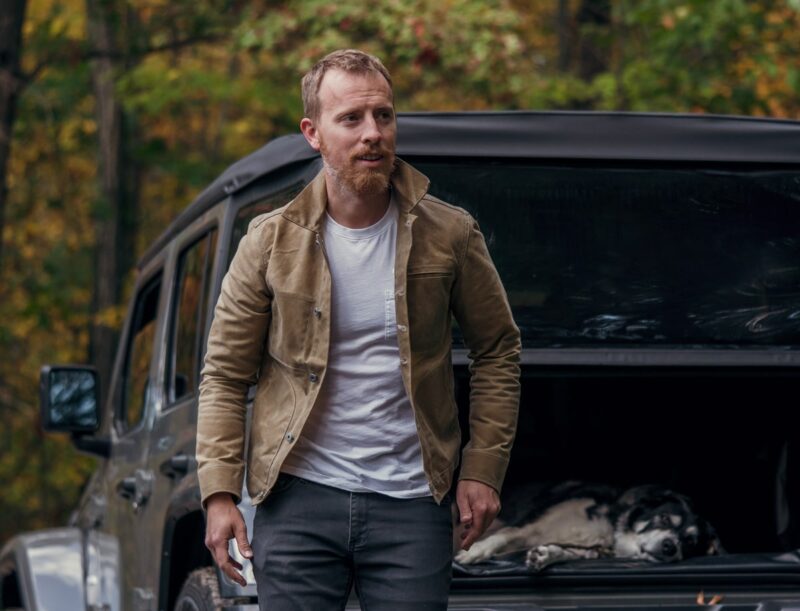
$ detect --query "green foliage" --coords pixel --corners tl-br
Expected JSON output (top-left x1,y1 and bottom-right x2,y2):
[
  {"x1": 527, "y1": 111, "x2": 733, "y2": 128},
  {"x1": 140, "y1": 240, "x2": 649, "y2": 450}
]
[
  {"x1": 236, "y1": 0, "x2": 530, "y2": 110},
  {"x1": 610, "y1": 0, "x2": 800, "y2": 115}
]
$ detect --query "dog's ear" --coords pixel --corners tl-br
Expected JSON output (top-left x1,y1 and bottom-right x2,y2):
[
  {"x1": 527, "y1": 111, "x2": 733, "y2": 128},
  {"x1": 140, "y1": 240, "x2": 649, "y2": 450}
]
[
  {"x1": 672, "y1": 491, "x2": 695, "y2": 510},
  {"x1": 699, "y1": 519, "x2": 725, "y2": 555}
]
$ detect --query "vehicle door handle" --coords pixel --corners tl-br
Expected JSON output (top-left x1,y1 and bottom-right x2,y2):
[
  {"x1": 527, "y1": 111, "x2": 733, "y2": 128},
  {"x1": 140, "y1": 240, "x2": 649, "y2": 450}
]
[
  {"x1": 159, "y1": 453, "x2": 194, "y2": 479},
  {"x1": 115, "y1": 469, "x2": 154, "y2": 511},
  {"x1": 116, "y1": 477, "x2": 137, "y2": 499}
]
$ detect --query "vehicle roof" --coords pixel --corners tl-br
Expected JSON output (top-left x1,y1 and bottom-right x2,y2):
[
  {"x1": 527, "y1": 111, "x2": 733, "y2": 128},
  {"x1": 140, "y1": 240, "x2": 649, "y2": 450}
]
[{"x1": 139, "y1": 111, "x2": 800, "y2": 270}]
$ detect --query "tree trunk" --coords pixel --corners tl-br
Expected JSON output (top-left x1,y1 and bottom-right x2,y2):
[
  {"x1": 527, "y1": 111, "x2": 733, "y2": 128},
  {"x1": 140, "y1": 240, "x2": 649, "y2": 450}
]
[
  {"x1": 0, "y1": 0, "x2": 27, "y2": 269},
  {"x1": 85, "y1": 0, "x2": 135, "y2": 406},
  {"x1": 557, "y1": 0, "x2": 572, "y2": 72},
  {"x1": 577, "y1": 0, "x2": 611, "y2": 80}
]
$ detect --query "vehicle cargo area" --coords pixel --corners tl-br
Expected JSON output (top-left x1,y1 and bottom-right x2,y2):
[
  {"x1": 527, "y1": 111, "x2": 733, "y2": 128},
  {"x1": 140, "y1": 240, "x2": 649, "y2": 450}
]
[{"x1": 452, "y1": 362, "x2": 800, "y2": 585}]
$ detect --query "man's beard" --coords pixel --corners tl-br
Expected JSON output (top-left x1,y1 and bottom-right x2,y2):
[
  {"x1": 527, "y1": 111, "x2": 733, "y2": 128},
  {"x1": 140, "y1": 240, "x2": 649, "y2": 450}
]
[{"x1": 320, "y1": 140, "x2": 396, "y2": 196}]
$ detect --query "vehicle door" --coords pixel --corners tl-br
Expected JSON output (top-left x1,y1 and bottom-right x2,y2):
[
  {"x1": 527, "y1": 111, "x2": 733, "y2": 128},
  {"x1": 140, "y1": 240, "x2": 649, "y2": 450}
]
[
  {"x1": 143, "y1": 215, "x2": 222, "y2": 601},
  {"x1": 104, "y1": 258, "x2": 167, "y2": 611}
]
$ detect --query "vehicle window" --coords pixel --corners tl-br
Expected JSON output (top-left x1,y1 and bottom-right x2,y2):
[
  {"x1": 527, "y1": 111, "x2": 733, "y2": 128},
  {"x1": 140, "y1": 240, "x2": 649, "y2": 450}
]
[
  {"x1": 119, "y1": 274, "x2": 162, "y2": 432},
  {"x1": 415, "y1": 161, "x2": 800, "y2": 348},
  {"x1": 167, "y1": 229, "x2": 218, "y2": 404},
  {"x1": 228, "y1": 184, "x2": 304, "y2": 268}
]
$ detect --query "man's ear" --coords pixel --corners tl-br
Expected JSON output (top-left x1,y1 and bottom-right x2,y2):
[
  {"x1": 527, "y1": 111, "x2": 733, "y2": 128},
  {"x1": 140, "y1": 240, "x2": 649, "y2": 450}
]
[{"x1": 300, "y1": 117, "x2": 321, "y2": 151}]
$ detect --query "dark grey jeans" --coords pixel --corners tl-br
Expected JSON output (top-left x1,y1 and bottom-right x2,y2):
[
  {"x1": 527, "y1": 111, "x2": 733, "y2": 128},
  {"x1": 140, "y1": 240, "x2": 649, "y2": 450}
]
[{"x1": 251, "y1": 473, "x2": 453, "y2": 610}]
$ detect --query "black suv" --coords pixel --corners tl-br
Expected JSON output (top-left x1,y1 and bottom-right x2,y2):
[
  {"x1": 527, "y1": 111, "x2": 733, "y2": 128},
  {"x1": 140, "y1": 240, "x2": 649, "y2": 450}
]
[{"x1": 3, "y1": 111, "x2": 800, "y2": 610}]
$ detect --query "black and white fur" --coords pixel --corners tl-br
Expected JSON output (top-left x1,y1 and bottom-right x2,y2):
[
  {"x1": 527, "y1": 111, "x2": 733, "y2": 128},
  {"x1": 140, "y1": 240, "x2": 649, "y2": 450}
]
[{"x1": 455, "y1": 482, "x2": 724, "y2": 571}]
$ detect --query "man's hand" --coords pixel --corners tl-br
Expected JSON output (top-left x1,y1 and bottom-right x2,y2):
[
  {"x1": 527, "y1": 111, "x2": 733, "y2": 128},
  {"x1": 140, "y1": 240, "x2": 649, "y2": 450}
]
[
  {"x1": 204, "y1": 492, "x2": 253, "y2": 586},
  {"x1": 456, "y1": 479, "x2": 501, "y2": 551}
]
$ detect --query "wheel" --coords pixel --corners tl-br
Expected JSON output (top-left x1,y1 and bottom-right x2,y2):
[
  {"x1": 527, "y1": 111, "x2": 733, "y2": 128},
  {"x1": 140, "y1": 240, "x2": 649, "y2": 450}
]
[{"x1": 174, "y1": 567, "x2": 223, "y2": 611}]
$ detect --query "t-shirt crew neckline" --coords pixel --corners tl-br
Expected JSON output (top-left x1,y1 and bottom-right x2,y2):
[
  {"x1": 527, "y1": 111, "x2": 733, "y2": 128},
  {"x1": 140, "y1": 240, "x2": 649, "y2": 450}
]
[{"x1": 324, "y1": 197, "x2": 396, "y2": 241}]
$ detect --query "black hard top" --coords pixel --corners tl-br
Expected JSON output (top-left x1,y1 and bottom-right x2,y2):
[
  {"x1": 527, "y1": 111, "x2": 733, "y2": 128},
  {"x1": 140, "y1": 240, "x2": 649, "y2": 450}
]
[{"x1": 139, "y1": 111, "x2": 800, "y2": 269}]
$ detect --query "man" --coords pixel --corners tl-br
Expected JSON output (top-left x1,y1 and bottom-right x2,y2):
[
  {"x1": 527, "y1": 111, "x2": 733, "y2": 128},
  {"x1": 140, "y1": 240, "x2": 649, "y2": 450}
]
[{"x1": 198, "y1": 49, "x2": 521, "y2": 610}]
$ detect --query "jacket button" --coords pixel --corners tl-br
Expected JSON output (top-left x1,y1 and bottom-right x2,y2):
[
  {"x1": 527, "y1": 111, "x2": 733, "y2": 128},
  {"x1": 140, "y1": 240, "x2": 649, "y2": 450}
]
[
  {"x1": 313, "y1": 307, "x2": 321, "y2": 318},
  {"x1": 309, "y1": 372, "x2": 318, "y2": 383},
  {"x1": 286, "y1": 432, "x2": 295, "y2": 443},
  {"x1": 397, "y1": 324, "x2": 407, "y2": 333},
  {"x1": 401, "y1": 357, "x2": 409, "y2": 366},
  {"x1": 396, "y1": 289, "x2": 405, "y2": 297}
]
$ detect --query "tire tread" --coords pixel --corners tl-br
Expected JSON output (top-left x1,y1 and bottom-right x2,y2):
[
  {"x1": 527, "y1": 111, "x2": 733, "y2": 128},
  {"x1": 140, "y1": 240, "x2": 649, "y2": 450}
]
[{"x1": 174, "y1": 567, "x2": 223, "y2": 611}]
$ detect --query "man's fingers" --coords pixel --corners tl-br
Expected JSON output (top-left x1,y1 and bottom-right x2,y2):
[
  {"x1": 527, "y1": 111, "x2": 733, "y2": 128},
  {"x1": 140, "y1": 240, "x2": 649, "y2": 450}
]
[
  {"x1": 460, "y1": 528, "x2": 480, "y2": 550},
  {"x1": 455, "y1": 480, "x2": 502, "y2": 551},
  {"x1": 214, "y1": 544, "x2": 246, "y2": 586},
  {"x1": 204, "y1": 502, "x2": 251, "y2": 587},
  {"x1": 233, "y1": 516, "x2": 254, "y2": 559},
  {"x1": 459, "y1": 503, "x2": 498, "y2": 550},
  {"x1": 221, "y1": 559, "x2": 247, "y2": 586},
  {"x1": 473, "y1": 498, "x2": 500, "y2": 536},
  {"x1": 208, "y1": 538, "x2": 231, "y2": 568},
  {"x1": 214, "y1": 542, "x2": 246, "y2": 586},
  {"x1": 456, "y1": 490, "x2": 473, "y2": 525},
  {"x1": 474, "y1": 500, "x2": 497, "y2": 532}
]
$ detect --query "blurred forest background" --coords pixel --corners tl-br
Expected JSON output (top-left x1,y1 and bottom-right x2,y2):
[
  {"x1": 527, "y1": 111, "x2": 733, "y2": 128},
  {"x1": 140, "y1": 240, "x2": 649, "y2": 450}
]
[{"x1": 1, "y1": 0, "x2": 800, "y2": 546}]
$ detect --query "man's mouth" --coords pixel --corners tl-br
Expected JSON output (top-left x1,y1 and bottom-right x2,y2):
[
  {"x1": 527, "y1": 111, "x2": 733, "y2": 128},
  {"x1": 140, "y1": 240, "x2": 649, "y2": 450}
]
[{"x1": 356, "y1": 154, "x2": 384, "y2": 162}]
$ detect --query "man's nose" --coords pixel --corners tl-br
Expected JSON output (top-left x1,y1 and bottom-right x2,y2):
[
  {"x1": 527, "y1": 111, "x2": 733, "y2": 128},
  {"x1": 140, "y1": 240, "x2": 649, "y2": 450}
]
[{"x1": 361, "y1": 115, "x2": 381, "y2": 143}]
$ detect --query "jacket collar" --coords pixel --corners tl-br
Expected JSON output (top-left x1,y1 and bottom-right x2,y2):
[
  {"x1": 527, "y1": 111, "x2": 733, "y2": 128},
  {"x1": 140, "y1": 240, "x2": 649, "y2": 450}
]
[{"x1": 282, "y1": 157, "x2": 430, "y2": 231}]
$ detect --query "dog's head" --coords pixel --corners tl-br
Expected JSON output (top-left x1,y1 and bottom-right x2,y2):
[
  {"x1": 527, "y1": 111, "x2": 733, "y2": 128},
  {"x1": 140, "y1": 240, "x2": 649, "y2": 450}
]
[{"x1": 612, "y1": 485, "x2": 724, "y2": 563}]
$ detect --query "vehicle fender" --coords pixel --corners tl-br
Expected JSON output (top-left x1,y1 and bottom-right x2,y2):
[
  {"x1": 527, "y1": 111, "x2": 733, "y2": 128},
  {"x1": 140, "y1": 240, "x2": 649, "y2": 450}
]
[{"x1": 0, "y1": 528, "x2": 120, "y2": 611}]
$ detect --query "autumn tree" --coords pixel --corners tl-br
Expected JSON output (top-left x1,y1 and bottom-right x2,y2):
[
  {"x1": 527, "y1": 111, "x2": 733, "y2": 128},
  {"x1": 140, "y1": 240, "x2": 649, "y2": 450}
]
[
  {"x1": 0, "y1": 0, "x2": 27, "y2": 268},
  {"x1": 85, "y1": 0, "x2": 245, "y2": 399},
  {"x1": 516, "y1": 0, "x2": 800, "y2": 114},
  {"x1": 231, "y1": 0, "x2": 532, "y2": 111},
  {"x1": 0, "y1": 0, "x2": 248, "y2": 545},
  {"x1": 85, "y1": 0, "x2": 131, "y2": 400}
]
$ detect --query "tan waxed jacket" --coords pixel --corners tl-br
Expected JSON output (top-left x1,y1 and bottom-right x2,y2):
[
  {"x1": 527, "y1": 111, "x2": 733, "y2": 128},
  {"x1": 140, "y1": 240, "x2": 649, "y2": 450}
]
[{"x1": 197, "y1": 159, "x2": 521, "y2": 508}]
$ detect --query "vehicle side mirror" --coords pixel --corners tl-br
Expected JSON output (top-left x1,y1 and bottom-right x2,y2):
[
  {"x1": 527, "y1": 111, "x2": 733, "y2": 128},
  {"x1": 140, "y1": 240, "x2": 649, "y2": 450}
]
[{"x1": 40, "y1": 365, "x2": 101, "y2": 434}]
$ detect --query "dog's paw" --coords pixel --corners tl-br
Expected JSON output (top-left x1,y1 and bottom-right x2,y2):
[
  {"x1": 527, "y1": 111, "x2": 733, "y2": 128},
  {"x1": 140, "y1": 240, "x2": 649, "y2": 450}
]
[
  {"x1": 525, "y1": 545, "x2": 553, "y2": 571},
  {"x1": 455, "y1": 540, "x2": 496, "y2": 565}
]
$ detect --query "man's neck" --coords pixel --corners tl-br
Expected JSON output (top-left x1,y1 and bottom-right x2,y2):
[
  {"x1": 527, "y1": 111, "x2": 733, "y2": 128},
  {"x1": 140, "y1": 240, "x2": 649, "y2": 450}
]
[{"x1": 325, "y1": 176, "x2": 390, "y2": 229}]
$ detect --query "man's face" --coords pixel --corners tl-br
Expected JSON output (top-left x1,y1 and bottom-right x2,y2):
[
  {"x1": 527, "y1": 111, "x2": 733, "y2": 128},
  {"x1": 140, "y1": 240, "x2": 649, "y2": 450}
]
[{"x1": 301, "y1": 69, "x2": 397, "y2": 196}]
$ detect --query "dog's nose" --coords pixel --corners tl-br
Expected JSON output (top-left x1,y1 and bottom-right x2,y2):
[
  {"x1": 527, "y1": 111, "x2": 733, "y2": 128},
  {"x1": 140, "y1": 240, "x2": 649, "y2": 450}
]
[{"x1": 662, "y1": 539, "x2": 677, "y2": 557}]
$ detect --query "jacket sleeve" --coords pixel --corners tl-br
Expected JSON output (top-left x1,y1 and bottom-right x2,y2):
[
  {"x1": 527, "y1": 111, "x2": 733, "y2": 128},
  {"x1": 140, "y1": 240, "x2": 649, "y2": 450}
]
[
  {"x1": 196, "y1": 217, "x2": 272, "y2": 509},
  {"x1": 450, "y1": 214, "x2": 521, "y2": 494}
]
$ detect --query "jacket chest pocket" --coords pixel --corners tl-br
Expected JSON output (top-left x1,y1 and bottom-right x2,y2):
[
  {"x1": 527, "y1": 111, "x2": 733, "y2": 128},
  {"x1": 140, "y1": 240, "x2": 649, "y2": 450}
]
[
  {"x1": 407, "y1": 267, "x2": 454, "y2": 353},
  {"x1": 268, "y1": 291, "x2": 314, "y2": 366}
]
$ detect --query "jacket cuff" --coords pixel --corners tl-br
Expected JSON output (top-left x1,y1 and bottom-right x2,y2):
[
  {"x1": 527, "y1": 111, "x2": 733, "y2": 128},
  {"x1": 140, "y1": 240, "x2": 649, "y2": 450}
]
[
  {"x1": 458, "y1": 448, "x2": 508, "y2": 494},
  {"x1": 199, "y1": 465, "x2": 244, "y2": 510}
]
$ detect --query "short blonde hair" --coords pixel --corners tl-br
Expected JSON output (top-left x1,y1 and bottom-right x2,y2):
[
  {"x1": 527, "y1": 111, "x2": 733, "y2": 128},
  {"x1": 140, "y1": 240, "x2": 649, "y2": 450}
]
[{"x1": 301, "y1": 49, "x2": 393, "y2": 120}]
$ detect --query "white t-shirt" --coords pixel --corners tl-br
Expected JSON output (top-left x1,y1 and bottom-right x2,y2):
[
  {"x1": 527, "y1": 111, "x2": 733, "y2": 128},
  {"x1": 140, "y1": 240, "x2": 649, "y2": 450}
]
[{"x1": 280, "y1": 198, "x2": 430, "y2": 498}]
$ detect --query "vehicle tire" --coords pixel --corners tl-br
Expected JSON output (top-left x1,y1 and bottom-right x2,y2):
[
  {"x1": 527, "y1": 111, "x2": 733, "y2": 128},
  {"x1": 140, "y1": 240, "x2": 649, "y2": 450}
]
[{"x1": 174, "y1": 567, "x2": 224, "y2": 611}]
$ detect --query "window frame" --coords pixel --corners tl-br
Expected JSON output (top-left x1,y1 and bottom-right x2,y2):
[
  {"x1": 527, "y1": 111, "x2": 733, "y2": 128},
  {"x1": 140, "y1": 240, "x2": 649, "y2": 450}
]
[
  {"x1": 164, "y1": 226, "x2": 219, "y2": 408},
  {"x1": 114, "y1": 270, "x2": 164, "y2": 437}
]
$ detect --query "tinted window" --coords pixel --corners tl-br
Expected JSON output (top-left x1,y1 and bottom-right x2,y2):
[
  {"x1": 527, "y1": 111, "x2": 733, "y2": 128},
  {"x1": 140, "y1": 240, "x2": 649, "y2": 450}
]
[
  {"x1": 168, "y1": 229, "x2": 218, "y2": 404},
  {"x1": 415, "y1": 161, "x2": 800, "y2": 348},
  {"x1": 229, "y1": 184, "x2": 304, "y2": 267},
  {"x1": 119, "y1": 275, "x2": 161, "y2": 431}
]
